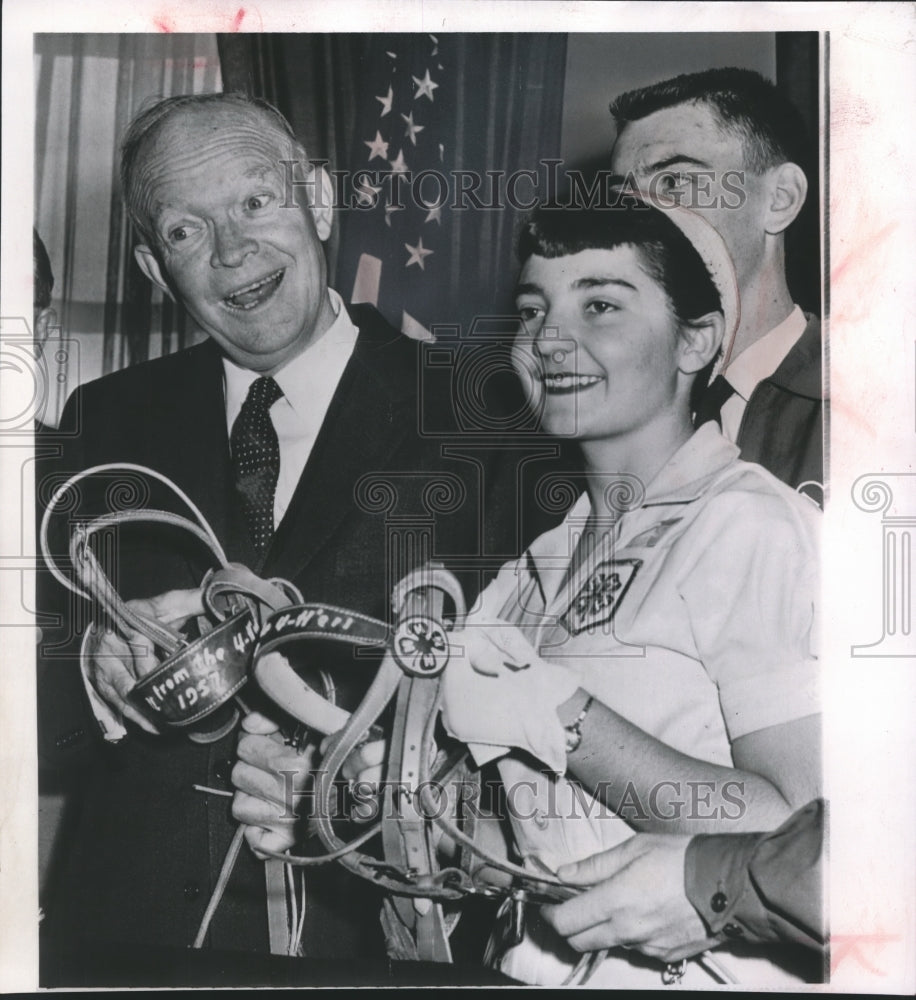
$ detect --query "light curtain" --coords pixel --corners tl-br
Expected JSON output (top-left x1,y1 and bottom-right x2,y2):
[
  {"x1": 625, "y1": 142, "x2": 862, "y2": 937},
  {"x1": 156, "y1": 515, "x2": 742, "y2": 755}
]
[{"x1": 34, "y1": 33, "x2": 222, "y2": 422}]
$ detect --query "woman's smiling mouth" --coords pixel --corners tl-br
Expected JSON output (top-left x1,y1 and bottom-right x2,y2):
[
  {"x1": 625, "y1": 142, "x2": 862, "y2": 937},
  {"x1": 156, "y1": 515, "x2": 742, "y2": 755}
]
[
  {"x1": 541, "y1": 372, "x2": 604, "y2": 394},
  {"x1": 222, "y1": 269, "x2": 285, "y2": 311}
]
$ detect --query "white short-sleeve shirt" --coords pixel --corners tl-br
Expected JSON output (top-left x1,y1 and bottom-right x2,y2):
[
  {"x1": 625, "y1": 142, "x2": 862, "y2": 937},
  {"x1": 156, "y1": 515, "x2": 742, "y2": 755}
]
[{"x1": 473, "y1": 424, "x2": 821, "y2": 988}]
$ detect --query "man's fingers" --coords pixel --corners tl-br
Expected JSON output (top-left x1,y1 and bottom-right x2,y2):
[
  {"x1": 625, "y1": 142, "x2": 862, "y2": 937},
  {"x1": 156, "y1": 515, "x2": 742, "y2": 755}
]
[
  {"x1": 339, "y1": 740, "x2": 386, "y2": 782},
  {"x1": 122, "y1": 703, "x2": 161, "y2": 734},
  {"x1": 91, "y1": 667, "x2": 161, "y2": 734},
  {"x1": 243, "y1": 824, "x2": 297, "y2": 860},
  {"x1": 127, "y1": 637, "x2": 160, "y2": 679},
  {"x1": 241, "y1": 711, "x2": 281, "y2": 735},
  {"x1": 128, "y1": 588, "x2": 204, "y2": 626},
  {"x1": 555, "y1": 836, "x2": 643, "y2": 886},
  {"x1": 562, "y1": 921, "x2": 625, "y2": 955},
  {"x1": 232, "y1": 789, "x2": 296, "y2": 828}
]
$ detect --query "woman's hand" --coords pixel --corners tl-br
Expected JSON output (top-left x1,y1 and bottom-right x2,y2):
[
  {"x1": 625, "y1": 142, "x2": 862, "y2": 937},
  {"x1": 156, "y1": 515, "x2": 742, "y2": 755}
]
[{"x1": 440, "y1": 621, "x2": 580, "y2": 772}]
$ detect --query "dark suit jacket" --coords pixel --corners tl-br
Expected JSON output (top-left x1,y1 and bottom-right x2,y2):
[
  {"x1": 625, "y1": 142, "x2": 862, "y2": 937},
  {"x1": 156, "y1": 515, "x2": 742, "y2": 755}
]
[
  {"x1": 735, "y1": 313, "x2": 824, "y2": 497},
  {"x1": 38, "y1": 304, "x2": 564, "y2": 972}
]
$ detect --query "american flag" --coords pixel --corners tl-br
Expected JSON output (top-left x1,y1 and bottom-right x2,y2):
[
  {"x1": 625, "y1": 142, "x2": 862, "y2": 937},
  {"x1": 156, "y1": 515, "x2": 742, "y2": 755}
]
[{"x1": 337, "y1": 34, "x2": 454, "y2": 339}]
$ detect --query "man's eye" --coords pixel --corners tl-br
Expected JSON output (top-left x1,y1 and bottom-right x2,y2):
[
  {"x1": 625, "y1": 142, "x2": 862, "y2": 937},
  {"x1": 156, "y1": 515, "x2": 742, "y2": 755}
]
[
  {"x1": 246, "y1": 193, "x2": 272, "y2": 211},
  {"x1": 658, "y1": 172, "x2": 687, "y2": 190},
  {"x1": 585, "y1": 300, "x2": 617, "y2": 316},
  {"x1": 168, "y1": 226, "x2": 191, "y2": 244}
]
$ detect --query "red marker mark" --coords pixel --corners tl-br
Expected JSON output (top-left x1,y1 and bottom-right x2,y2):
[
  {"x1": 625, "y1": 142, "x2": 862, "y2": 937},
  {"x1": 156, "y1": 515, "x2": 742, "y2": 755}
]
[
  {"x1": 231, "y1": 8, "x2": 246, "y2": 31},
  {"x1": 830, "y1": 932, "x2": 900, "y2": 976},
  {"x1": 154, "y1": 15, "x2": 175, "y2": 33}
]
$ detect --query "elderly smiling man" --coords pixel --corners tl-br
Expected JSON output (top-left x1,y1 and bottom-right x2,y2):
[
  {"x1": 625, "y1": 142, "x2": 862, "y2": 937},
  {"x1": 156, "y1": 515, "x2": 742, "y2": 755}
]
[{"x1": 40, "y1": 92, "x2": 544, "y2": 982}]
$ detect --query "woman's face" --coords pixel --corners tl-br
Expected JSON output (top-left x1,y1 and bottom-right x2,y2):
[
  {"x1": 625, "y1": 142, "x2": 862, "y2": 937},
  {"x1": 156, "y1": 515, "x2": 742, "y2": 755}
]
[{"x1": 513, "y1": 244, "x2": 690, "y2": 443}]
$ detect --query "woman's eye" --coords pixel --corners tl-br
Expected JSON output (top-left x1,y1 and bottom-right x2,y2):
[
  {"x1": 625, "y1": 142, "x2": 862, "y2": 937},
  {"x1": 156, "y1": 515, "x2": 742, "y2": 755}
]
[
  {"x1": 246, "y1": 193, "x2": 272, "y2": 210},
  {"x1": 517, "y1": 305, "x2": 543, "y2": 322},
  {"x1": 585, "y1": 300, "x2": 617, "y2": 315}
]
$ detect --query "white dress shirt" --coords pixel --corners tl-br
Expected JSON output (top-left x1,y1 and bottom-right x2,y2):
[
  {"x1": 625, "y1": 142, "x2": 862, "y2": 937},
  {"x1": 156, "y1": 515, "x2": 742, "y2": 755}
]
[
  {"x1": 719, "y1": 305, "x2": 807, "y2": 443},
  {"x1": 222, "y1": 288, "x2": 359, "y2": 527}
]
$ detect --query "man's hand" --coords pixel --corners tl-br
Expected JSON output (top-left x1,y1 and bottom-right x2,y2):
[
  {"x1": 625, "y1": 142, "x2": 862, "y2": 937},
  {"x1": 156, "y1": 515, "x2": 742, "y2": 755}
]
[
  {"x1": 327, "y1": 736, "x2": 386, "y2": 823},
  {"x1": 542, "y1": 834, "x2": 719, "y2": 962},
  {"x1": 85, "y1": 587, "x2": 204, "y2": 733},
  {"x1": 232, "y1": 712, "x2": 315, "y2": 858}
]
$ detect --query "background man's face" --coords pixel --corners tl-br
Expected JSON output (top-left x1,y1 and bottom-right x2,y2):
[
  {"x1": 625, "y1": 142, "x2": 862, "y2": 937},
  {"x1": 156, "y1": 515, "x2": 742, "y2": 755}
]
[
  {"x1": 610, "y1": 102, "x2": 772, "y2": 288},
  {"x1": 137, "y1": 109, "x2": 335, "y2": 373}
]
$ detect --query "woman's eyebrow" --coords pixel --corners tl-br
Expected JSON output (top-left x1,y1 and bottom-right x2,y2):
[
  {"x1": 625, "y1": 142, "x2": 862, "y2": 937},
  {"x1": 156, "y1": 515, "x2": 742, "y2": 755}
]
[{"x1": 572, "y1": 276, "x2": 637, "y2": 292}]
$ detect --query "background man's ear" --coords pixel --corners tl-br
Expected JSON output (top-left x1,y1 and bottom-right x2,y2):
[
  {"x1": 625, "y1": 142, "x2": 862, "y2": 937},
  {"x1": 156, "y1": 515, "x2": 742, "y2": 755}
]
[
  {"x1": 678, "y1": 311, "x2": 725, "y2": 375},
  {"x1": 765, "y1": 161, "x2": 808, "y2": 235},
  {"x1": 34, "y1": 306, "x2": 56, "y2": 347},
  {"x1": 308, "y1": 164, "x2": 334, "y2": 242},
  {"x1": 134, "y1": 245, "x2": 173, "y2": 297}
]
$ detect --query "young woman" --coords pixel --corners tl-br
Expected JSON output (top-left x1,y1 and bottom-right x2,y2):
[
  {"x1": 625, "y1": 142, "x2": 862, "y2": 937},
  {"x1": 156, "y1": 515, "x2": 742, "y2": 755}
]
[{"x1": 434, "y1": 196, "x2": 821, "y2": 987}]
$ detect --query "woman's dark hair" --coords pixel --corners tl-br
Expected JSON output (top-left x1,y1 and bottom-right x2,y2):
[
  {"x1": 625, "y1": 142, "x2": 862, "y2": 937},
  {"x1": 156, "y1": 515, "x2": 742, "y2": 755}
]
[{"x1": 517, "y1": 199, "x2": 721, "y2": 327}]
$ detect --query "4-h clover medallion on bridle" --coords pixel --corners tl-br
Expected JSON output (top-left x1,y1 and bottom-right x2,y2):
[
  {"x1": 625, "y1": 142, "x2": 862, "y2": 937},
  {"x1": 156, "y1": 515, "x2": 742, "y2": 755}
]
[{"x1": 392, "y1": 615, "x2": 450, "y2": 676}]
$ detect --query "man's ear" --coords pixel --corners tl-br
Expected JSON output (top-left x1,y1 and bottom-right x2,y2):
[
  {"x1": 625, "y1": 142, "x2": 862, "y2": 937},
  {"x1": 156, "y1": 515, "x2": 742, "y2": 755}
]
[
  {"x1": 34, "y1": 306, "x2": 56, "y2": 347},
  {"x1": 678, "y1": 311, "x2": 725, "y2": 375},
  {"x1": 307, "y1": 163, "x2": 334, "y2": 242},
  {"x1": 764, "y1": 161, "x2": 808, "y2": 235},
  {"x1": 134, "y1": 244, "x2": 173, "y2": 298}
]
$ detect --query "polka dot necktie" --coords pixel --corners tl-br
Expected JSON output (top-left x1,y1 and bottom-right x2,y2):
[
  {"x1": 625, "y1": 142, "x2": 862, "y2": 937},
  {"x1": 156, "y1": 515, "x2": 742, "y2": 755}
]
[
  {"x1": 231, "y1": 375, "x2": 283, "y2": 553},
  {"x1": 694, "y1": 374, "x2": 736, "y2": 429}
]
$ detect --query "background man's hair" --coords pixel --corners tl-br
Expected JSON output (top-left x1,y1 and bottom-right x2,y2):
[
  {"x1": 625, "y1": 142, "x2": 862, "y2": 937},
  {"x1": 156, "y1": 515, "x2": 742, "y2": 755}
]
[
  {"x1": 517, "y1": 200, "x2": 722, "y2": 327},
  {"x1": 610, "y1": 67, "x2": 811, "y2": 175},
  {"x1": 33, "y1": 228, "x2": 54, "y2": 310},
  {"x1": 119, "y1": 91, "x2": 300, "y2": 244}
]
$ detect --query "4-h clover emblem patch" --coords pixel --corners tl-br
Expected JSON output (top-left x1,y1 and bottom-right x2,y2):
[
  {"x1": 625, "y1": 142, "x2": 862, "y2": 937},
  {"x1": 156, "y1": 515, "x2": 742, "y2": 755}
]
[
  {"x1": 392, "y1": 615, "x2": 450, "y2": 676},
  {"x1": 562, "y1": 559, "x2": 641, "y2": 635}
]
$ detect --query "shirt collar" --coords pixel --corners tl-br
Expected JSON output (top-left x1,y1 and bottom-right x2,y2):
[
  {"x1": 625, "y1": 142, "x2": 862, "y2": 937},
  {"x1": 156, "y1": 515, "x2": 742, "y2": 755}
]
[
  {"x1": 523, "y1": 424, "x2": 740, "y2": 601},
  {"x1": 724, "y1": 305, "x2": 807, "y2": 402},
  {"x1": 222, "y1": 288, "x2": 358, "y2": 423}
]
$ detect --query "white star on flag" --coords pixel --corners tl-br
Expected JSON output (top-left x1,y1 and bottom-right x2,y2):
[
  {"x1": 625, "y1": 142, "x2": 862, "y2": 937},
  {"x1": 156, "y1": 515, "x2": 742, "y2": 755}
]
[
  {"x1": 364, "y1": 131, "x2": 389, "y2": 161},
  {"x1": 375, "y1": 85, "x2": 393, "y2": 117},
  {"x1": 355, "y1": 178, "x2": 382, "y2": 207},
  {"x1": 384, "y1": 203, "x2": 404, "y2": 227},
  {"x1": 389, "y1": 149, "x2": 409, "y2": 174},
  {"x1": 404, "y1": 237, "x2": 434, "y2": 270},
  {"x1": 422, "y1": 200, "x2": 442, "y2": 225},
  {"x1": 412, "y1": 69, "x2": 439, "y2": 102},
  {"x1": 400, "y1": 110, "x2": 425, "y2": 146}
]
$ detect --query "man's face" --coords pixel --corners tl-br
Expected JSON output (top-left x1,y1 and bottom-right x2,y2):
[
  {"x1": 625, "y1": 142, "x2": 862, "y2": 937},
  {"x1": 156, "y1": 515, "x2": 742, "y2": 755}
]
[
  {"x1": 610, "y1": 102, "x2": 771, "y2": 287},
  {"x1": 135, "y1": 108, "x2": 335, "y2": 373},
  {"x1": 513, "y1": 246, "x2": 688, "y2": 444}
]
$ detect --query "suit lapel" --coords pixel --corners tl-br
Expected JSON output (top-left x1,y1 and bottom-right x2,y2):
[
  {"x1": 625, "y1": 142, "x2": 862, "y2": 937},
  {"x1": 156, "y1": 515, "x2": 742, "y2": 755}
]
[{"x1": 263, "y1": 308, "x2": 414, "y2": 584}]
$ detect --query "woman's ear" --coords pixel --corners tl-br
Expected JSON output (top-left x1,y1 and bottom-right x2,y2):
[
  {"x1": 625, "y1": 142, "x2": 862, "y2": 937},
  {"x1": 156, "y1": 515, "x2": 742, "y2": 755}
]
[{"x1": 678, "y1": 311, "x2": 725, "y2": 375}]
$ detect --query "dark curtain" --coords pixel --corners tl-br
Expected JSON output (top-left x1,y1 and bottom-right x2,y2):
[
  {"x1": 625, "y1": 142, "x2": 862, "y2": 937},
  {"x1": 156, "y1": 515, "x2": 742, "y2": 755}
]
[
  {"x1": 217, "y1": 33, "x2": 568, "y2": 334},
  {"x1": 776, "y1": 32, "x2": 822, "y2": 317},
  {"x1": 218, "y1": 34, "x2": 363, "y2": 283}
]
